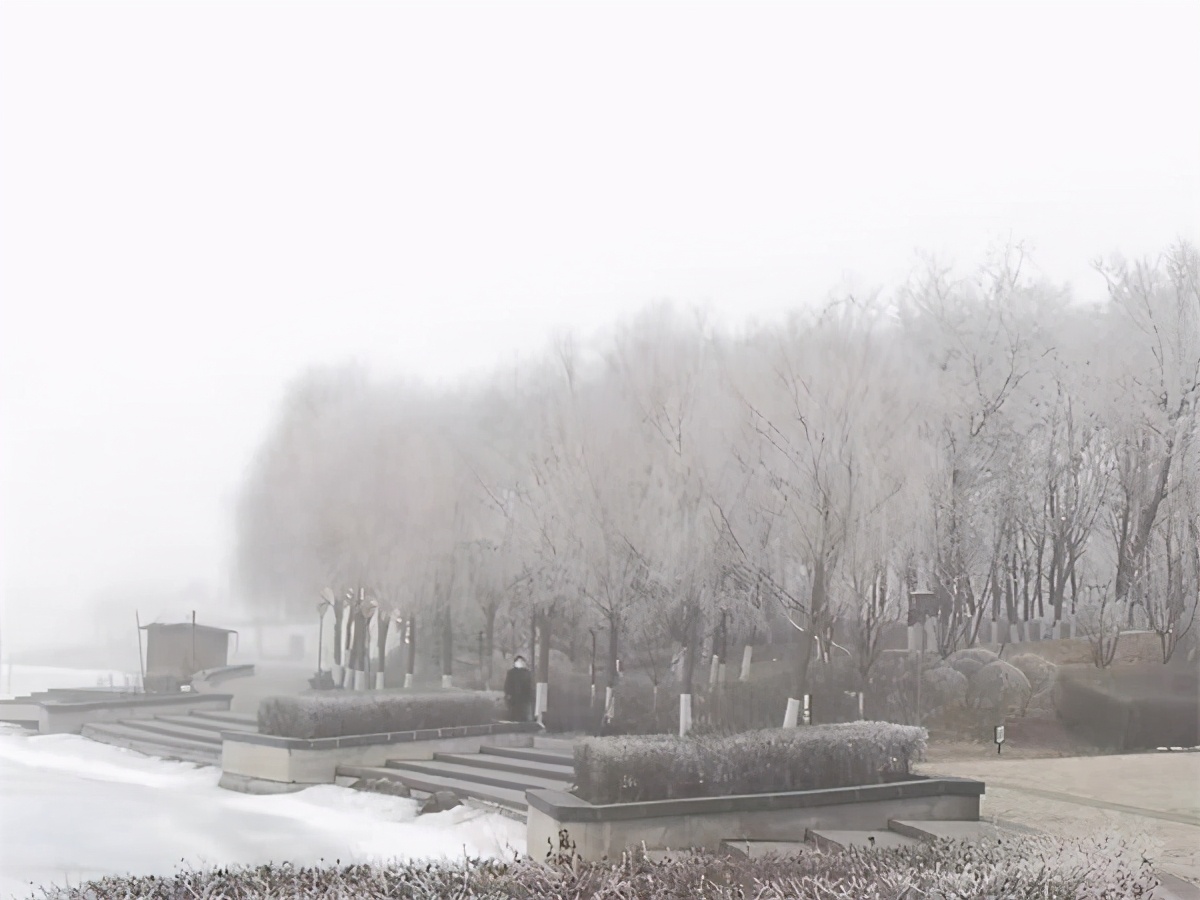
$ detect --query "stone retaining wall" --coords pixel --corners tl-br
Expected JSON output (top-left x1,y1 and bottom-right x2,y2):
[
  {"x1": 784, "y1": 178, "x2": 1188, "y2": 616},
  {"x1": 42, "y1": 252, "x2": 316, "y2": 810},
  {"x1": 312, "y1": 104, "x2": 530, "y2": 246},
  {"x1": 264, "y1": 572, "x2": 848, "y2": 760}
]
[{"x1": 527, "y1": 777, "x2": 984, "y2": 861}]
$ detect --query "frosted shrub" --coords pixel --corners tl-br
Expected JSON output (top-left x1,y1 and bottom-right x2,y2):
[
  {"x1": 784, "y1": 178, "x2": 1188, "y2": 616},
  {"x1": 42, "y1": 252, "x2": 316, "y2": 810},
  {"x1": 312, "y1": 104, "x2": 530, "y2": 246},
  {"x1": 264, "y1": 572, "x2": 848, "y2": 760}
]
[
  {"x1": 1010, "y1": 652, "x2": 1056, "y2": 694},
  {"x1": 948, "y1": 647, "x2": 999, "y2": 667},
  {"x1": 573, "y1": 721, "x2": 927, "y2": 804},
  {"x1": 969, "y1": 659, "x2": 1032, "y2": 715},
  {"x1": 25, "y1": 832, "x2": 1160, "y2": 899},
  {"x1": 921, "y1": 666, "x2": 968, "y2": 712},
  {"x1": 946, "y1": 654, "x2": 985, "y2": 680},
  {"x1": 257, "y1": 691, "x2": 505, "y2": 739}
]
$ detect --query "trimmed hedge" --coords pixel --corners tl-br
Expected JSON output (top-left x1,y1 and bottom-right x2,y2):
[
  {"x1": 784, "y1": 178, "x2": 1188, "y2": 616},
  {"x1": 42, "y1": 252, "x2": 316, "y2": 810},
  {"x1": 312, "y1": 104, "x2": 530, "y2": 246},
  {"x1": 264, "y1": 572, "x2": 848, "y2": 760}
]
[
  {"x1": 573, "y1": 721, "x2": 926, "y2": 804},
  {"x1": 1054, "y1": 665, "x2": 1199, "y2": 752},
  {"x1": 257, "y1": 691, "x2": 504, "y2": 739}
]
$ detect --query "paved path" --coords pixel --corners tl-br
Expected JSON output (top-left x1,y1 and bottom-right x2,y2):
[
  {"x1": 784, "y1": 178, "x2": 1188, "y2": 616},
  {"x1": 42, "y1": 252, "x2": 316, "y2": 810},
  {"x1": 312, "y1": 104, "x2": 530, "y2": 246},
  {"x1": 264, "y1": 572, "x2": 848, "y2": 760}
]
[{"x1": 919, "y1": 751, "x2": 1200, "y2": 888}]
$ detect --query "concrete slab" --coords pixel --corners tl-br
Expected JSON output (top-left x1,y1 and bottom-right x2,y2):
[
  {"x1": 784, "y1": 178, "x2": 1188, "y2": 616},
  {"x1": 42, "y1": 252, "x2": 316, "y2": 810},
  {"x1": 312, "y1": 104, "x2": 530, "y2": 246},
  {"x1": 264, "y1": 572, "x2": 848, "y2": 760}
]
[
  {"x1": 889, "y1": 819, "x2": 1009, "y2": 843},
  {"x1": 809, "y1": 829, "x2": 920, "y2": 851},
  {"x1": 720, "y1": 840, "x2": 813, "y2": 859}
]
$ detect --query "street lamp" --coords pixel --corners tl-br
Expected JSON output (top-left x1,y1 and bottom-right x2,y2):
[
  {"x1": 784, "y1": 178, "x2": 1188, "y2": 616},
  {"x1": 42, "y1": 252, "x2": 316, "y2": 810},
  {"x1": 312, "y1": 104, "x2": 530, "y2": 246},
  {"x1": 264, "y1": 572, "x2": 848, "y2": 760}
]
[{"x1": 909, "y1": 590, "x2": 936, "y2": 726}]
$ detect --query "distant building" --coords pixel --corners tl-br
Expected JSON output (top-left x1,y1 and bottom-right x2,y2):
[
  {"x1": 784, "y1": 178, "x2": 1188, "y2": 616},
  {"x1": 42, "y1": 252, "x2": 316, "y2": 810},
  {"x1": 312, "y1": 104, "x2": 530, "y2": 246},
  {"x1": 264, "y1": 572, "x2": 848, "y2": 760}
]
[{"x1": 140, "y1": 622, "x2": 235, "y2": 692}]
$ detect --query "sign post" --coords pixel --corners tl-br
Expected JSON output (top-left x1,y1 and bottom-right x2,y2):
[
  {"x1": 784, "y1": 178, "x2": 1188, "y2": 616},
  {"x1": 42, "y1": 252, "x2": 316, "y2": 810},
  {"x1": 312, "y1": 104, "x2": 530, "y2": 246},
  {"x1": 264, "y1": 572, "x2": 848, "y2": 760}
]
[
  {"x1": 994, "y1": 724, "x2": 1005, "y2": 754},
  {"x1": 802, "y1": 693, "x2": 812, "y2": 726}
]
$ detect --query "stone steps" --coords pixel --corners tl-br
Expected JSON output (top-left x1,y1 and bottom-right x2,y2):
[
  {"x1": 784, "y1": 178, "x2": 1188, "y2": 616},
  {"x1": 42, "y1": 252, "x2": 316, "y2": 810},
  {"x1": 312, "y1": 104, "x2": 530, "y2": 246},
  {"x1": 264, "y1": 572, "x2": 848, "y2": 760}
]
[
  {"x1": 80, "y1": 721, "x2": 220, "y2": 766},
  {"x1": 119, "y1": 717, "x2": 224, "y2": 745},
  {"x1": 338, "y1": 764, "x2": 529, "y2": 811},
  {"x1": 480, "y1": 745, "x2": 573, "y2": 767},
  {"x1": 187, "y1": 710, "x2": 258, "y2": 727},
  {"x1": 432, "y1": 751, "x2": 574, "y2": 781},
  {"x1": 79, "y1": 708, "x2": 258, "y2": 763},
  {"x1": 386, "y1": 758, "x2": 571, "y2": 793}
]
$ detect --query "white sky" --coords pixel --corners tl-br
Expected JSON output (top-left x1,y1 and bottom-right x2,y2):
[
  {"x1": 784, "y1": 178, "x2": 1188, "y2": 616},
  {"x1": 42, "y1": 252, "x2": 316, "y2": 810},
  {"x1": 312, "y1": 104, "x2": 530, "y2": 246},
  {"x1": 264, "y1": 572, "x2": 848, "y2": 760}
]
[{"x1": 1, "y1": 0, "x2": 1197, "y2": 652}]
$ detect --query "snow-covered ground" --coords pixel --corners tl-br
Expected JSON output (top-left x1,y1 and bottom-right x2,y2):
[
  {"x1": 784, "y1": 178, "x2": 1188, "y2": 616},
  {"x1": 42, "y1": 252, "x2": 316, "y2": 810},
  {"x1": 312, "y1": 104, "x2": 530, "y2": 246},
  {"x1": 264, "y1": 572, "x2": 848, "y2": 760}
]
[
  {"x1": 0, "y1": 726, "x2": 524, "y2": 899},
  {"x1": 0, "y1": 664, "x2": 138, "y2": 700}
]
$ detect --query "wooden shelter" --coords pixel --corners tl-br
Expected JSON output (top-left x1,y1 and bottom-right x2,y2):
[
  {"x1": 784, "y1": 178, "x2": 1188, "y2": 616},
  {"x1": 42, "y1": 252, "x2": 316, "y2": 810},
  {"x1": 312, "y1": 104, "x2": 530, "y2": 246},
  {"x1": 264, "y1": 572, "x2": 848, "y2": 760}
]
[{"x1": 140, "y1": 621, "x2": 235, "y2": 692}]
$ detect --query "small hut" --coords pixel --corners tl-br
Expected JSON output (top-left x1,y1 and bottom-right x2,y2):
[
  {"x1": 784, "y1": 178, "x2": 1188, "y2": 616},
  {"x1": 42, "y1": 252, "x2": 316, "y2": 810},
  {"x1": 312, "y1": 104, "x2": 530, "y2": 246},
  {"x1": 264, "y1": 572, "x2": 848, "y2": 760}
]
[{"x1": 140, "y1": 621, "x2": 235, "y2": 693}]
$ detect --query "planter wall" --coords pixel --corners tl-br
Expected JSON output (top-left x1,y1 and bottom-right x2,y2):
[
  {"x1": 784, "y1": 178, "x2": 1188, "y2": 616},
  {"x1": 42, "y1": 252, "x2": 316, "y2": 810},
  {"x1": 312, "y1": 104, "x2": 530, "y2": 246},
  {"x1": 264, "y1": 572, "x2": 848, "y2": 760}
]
[
  {"x1": 219, "y1": 721, "x2": 540, "y2": 792},
  {"x1": 527, "y1": 777, "x2": 984, "y2": 862}
]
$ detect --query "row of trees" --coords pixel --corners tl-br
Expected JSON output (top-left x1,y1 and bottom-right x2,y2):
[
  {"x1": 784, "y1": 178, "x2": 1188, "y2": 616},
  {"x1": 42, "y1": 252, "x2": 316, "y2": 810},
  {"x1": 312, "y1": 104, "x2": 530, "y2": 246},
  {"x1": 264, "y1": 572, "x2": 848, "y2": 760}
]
[{"x1": 234, "y1": 242, "x2": 1200, "y2": 732}]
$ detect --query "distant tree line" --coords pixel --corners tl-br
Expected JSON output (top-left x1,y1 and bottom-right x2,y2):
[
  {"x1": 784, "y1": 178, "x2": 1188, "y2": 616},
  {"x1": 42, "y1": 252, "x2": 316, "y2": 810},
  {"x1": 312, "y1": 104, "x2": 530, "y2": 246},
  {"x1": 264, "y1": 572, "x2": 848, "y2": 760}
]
[{"x1": 234, "y1": 241, "x2": 1199, "y2": 731}]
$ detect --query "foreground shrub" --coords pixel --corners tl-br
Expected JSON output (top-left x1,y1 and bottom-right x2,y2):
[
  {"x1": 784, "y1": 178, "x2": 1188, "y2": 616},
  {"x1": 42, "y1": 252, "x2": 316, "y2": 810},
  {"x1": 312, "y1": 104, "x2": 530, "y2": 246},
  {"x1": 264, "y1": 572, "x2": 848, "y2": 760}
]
[
  {"x1": 24, "y1": 833, "x2": 1160, "y2": 899},
  {"x1": 257, "y1": 691, "x2": 504, "y2": 739},
  {"x1": 573, "y1": 721, "x2": 926, "y2": 804}
]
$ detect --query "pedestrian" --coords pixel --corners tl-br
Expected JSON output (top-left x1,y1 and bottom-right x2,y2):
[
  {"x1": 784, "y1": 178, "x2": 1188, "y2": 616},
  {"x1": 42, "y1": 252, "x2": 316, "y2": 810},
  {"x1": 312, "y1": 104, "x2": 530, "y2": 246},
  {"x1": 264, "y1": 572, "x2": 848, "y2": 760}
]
[{"x1": 503, "y1": 655, "x2": 533, "y2": 721}]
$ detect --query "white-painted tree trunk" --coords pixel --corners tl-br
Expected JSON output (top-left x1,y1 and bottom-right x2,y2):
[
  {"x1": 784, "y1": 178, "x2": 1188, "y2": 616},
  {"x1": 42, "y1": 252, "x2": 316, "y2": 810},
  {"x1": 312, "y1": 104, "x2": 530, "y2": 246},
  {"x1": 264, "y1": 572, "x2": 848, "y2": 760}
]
[
  {"x1": 535, "y1": 682, "x2": 548, "y2": 721},
  {"x1": 332, "y1": 664, "x2": 344, "y2": 687},
  {"x1": 709, "y1": 654, "x2": 720, "y2": 686},
  {"x1": 403, "y1": 673, "x2": 414, "y2": 689},
  {"x1": 604, "y1": 686, "x2": 615, "y2": 721},
  {"x1": 374, "y1": 673, "x2": 385, "y2": 690},
  {"x1": 441, "y1": 674, "x2": 452, "y2": 689},
  {"x1": 718, "y1": 662, "x2": 727, "y2": 685},
  {"x1": 783, "y1": 696, "x2": 800, "y2": 728},
  {"x1": 679, "y1": 693, "x2": 693, "y2": 737},
  {"x1": 739, "y1": 644, "x2": 753, "y2": 681},
  {"x1": 353, "y1": 669, "x2": 366, "y2": 691}
]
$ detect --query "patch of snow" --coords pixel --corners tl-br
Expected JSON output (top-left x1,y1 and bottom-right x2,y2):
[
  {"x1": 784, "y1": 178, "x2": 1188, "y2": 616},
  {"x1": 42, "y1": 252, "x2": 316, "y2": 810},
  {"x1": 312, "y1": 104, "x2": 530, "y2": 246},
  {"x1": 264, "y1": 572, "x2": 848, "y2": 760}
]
[{"x1": 0, "y1": 725, "x2": 524, "y2": 899}]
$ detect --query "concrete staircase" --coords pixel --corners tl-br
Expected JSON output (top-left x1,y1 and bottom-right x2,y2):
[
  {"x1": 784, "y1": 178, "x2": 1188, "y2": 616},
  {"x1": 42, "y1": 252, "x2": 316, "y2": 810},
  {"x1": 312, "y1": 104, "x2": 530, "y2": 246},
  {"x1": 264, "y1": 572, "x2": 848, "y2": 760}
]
[
  {"x1": 336, "y1": 738, "x2": 576, "y2": 817},
  {"x1": 80, "y1": 709, "x2": 256, "y2": 766},
  {"x1": 722, "y1": 818, "x2": 1028, "y2": 859}
]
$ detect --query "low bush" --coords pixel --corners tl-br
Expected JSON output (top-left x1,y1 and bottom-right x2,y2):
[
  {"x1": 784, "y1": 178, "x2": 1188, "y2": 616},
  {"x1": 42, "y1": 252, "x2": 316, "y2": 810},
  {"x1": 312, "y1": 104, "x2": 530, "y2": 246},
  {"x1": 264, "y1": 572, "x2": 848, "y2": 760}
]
[
  {"x1": 573, "y1": 721, "x2": 926, "y2": 804},
  {"x1": 257, "y1": 691, "x2": 504, "y2": 739},
  {"x1": 1054, "y1": 664, "x2": 1200, "y2": 751},
  {"x1": 948, "y1": 647, "x2": 999, "y2": 667},
  {"x1": 968, "y1": 659, "x2": 1031, "y2": 713},
  {"x1": 1010, "y1": 652, "x2": 1056, "y2": 691},
  {"x1": 27, "y1": 833, "x2": 1160, "y2": 899},
  {"x1": 921, "y1": 666, "x2": 968, "y2": 711},
  {"x1": 946, "y1": 655, "x2": 985, "y2": 680}
]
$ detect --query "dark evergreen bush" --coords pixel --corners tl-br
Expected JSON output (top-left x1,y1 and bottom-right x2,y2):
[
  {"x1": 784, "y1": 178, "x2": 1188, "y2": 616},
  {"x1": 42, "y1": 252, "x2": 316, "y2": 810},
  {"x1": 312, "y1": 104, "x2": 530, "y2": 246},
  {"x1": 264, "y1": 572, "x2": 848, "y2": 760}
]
[
  {"x1": 257, "y1": 691, "x2": 504, "y2": 739},
  {"x1": 1054, "y1": 665, "x2": 1199, "y2": 751},
  {"x1": 573, "y1": 721, "x2": 927, "y2": 804}
]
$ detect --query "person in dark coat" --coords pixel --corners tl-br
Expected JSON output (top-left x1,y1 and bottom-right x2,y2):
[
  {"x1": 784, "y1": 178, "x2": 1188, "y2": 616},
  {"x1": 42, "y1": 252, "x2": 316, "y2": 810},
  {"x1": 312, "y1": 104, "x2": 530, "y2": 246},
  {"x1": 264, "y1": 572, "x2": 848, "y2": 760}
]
[{"x1": 503, "y1": 655, "x2": 533, "y2": 721}]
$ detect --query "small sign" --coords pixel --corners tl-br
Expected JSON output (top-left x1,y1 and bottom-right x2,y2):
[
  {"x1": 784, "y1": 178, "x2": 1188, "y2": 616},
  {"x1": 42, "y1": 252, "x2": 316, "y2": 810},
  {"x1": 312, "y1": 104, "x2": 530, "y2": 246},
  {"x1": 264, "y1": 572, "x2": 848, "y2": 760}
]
[{"x1": 994, "y1": 724, "x2": 1005, "y2": 754}]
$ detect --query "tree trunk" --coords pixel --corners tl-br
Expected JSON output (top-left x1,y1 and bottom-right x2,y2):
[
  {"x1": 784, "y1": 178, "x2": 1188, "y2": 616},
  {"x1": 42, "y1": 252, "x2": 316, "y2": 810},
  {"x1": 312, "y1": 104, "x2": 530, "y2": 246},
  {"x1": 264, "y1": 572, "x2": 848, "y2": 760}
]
[
  {"x1": 484, "y1": 603, "x2": 497, "y2": 682},
  {"x1": 404, "y1": 615, "x2": 417, "y2": 688},
  {"x1": 375, "y1": 615, "x2": 390, "y2": 689},
  {"x1": 332, "y1": 598, "x2": 345, "y2": 686},
  {"x1": 604, "y1": 616, "x2": 619, "y2": 721},
  {"x1": 679, "y1": 611, "x2": 697, "y2": 736},
  {"x1": 786, "y1": 560, "x2": 825, "y2": 727},
  {"x1": 1116, "y1": 446, "x2": 1175, "y2": 603},
  {"x1": 536, "y1": 609, "x2": 552, "y2": 722},
  {"x1": 441, "y1": 609, "x2": 454, "y2": 688}
]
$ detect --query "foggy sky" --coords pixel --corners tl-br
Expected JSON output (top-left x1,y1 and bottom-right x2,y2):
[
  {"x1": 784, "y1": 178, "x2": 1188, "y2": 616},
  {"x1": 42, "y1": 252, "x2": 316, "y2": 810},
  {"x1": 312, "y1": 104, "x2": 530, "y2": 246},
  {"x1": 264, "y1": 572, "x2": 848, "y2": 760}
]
[{"x1": 1, "y1": 1, "x2": 1197, "y2": 653}]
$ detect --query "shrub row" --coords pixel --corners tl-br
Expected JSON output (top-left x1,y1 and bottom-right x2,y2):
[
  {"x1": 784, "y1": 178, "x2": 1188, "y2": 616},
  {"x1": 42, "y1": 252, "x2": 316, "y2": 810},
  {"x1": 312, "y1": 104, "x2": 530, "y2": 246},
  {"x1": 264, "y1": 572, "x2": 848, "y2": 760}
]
[
  {"x1": 572, "y1": 721, "x2": 926, "y2": 804},
  {"x1": 257, "y1": 691, "x2": 504, "y2": 739},
  {"x1": 23, "y1": 833, "x2": 1160, "y2": 899}
]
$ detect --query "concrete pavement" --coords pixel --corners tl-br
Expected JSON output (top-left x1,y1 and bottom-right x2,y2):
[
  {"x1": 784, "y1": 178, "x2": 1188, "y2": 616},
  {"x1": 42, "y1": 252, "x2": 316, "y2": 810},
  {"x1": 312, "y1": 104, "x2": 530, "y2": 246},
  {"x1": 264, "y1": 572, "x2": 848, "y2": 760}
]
[{"x1": 919, "y1": 750, "x2": 1200, "y2": 889}]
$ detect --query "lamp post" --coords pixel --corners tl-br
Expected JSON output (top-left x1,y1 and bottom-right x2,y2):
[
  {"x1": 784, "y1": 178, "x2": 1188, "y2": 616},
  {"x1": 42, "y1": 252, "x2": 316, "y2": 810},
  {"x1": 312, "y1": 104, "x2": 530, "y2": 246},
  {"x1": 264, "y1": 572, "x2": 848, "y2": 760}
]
[{"x1": 909, "y1": 590, "x2": 935, "y2": 726}]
